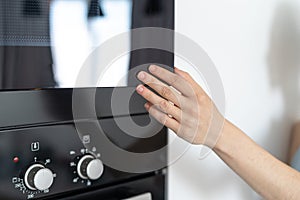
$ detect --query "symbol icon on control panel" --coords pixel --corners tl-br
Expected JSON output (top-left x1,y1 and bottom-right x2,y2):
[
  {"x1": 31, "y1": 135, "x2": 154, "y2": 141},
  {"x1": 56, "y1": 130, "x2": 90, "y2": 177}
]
[
  {"x1": 73, "y1": 178, "x2": 79, "y2": 183},
  {"x1": 82, "y1": 135, "x2": 90, "y2": 144},
  {"x1": 12, "y1": 177, "x2": 18, "y2": 183},
  {"x1": 80, "y1": 149, "x2": 88, "y2": 154},
  {"x1": 45, "y1": 159, "x2": 51, "y2": 165},
  {"x1": 31, "y1": 142, "x2": 39, "y2": 152},
  {"x1": 44, "y1": 189, "x2": 49, "y2": 194},
  {"x1": 87, "y1": 180, "x2": 91, "y2": 186},
  {"x1": 70, "y1": 162, "x2": 76, "y2": 167}
]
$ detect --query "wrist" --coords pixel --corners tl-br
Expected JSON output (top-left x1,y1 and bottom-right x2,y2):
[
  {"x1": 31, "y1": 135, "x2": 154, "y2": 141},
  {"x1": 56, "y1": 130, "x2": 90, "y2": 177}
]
[
  {"x1": 202, "y1": 111, "x2": 228, "y2": 149},
  {"x1": 212, "y1": 119, "x2": 238, "y2": 154}
]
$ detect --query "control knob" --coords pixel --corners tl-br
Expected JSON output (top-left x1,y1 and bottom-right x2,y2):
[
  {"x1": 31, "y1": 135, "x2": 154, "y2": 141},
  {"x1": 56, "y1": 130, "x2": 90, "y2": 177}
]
[
  {"x1": 77, "y1": 154, "x2": 104, "y2": 180},
  {"x1": 24, "y1": 164, "x2": 54, "y2": 191}
]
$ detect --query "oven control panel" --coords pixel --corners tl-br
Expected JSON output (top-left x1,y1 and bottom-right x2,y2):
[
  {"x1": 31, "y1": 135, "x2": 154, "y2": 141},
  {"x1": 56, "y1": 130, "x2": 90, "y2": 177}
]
[{"x1": 0, "y1": 115, "x2": 167, "y2": 200}]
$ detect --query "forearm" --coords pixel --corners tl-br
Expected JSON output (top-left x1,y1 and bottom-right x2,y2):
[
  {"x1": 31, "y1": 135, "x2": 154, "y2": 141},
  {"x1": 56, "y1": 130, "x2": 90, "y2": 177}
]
[
  {"x1": 214, "y1": 120, "x2": 300, "y2": 200},
  {"x1": 135, "y1": 65, "x2": 300, "y2": 199}
]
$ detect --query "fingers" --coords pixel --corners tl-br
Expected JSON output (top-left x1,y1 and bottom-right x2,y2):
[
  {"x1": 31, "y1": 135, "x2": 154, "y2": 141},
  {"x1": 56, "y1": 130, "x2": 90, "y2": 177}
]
[
  {"x1": 174, "y1": 67, "x2": 204, "y2": 92},
  {"x1": 137, "y1": 71, "x2": 182, "y2": 106},
  {"x1": 174, "y1": 67, "x2": 209, "y2": 97},
  {"x1": 174, "y1": 67, "x2": 203, "y2": 92},
  {"x1": 145, "y1": 102, "x2": 180, "y2": 133},
  {"x1": 148, "y1": 65, "x2": 193, "y2": 96},
  {"x1": 136, "y1": 85, "x2": 182, "y2": 122}
]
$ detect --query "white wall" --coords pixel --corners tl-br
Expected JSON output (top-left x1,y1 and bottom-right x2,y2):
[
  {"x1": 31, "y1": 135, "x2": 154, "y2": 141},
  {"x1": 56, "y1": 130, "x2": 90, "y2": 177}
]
[{"x1": 169, "y1": 0, "x2": 300, "y2": 199}]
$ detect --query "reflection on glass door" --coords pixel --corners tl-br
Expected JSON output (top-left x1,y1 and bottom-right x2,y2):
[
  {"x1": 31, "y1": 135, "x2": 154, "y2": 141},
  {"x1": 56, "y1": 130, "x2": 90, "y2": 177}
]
[{"x1": 50, "y1": 0, "x2": 132, "y2": 88}]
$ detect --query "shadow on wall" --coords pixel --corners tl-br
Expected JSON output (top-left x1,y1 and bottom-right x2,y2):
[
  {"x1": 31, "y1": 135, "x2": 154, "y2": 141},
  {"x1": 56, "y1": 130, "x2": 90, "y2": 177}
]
[{"x1": 266, "y1": 2, "x2": 300, "y2": 162}]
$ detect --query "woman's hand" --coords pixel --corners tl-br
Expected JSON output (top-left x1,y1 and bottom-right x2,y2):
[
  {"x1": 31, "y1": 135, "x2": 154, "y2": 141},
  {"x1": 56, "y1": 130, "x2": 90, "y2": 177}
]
[
  {"x1": 137, "y1": 65, "x2": 300, "y2": 200},
  {"x1": 136, "y1": 65, "x2": 224, "y2": 148}
]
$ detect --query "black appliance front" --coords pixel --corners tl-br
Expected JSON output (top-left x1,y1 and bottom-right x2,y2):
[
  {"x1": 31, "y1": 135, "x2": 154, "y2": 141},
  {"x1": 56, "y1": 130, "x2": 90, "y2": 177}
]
[
  {"x1": 0, "y1": 88, "x2": 168, "y2": 200},
  {"x1": 0, "y1": 0, "x2": 174, "y2": 199}
]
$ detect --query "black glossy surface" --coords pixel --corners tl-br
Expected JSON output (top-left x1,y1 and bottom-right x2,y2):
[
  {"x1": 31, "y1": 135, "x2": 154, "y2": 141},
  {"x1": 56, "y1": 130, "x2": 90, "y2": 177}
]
[
  {"x1": 0, "y1": 87, "x2": 147, "y2": 129},
  {"x1": 0, "y1": 116, "x2": 167, "y2": 200},
  {"x1": 57, "y1": 174, "x2": 166, "y2": 200},
  {"x1": 0, "y1": 0, "x2": 174, "y2": 199},
  {"x1": 0, "y1": 0, "x2": 174, "y2": 89}
]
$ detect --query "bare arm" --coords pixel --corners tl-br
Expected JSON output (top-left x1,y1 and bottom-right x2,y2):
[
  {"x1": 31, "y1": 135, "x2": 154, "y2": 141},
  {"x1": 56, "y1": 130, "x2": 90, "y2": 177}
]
[
  {"x1": 136, "y1": 65, "x2": 300, "y2": 200},
  {"x1": 215, "y1": 120, "x2": 300, "y2": 200}
]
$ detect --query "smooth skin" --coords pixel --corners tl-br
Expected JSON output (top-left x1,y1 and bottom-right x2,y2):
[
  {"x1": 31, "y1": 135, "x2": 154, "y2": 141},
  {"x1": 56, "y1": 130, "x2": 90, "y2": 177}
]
[{"x1": 136, "y1": 65, "x2": 300, "y2": 200}]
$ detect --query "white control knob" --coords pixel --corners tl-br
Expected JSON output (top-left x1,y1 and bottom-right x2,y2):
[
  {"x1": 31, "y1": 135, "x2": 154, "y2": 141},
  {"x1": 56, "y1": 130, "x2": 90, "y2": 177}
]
[
  {"x1": 34, "y1": 168, "x2": 54, "y2": 191},
  {"x1": 77, "y1": 155, "x2": 104, "y2": 180},
  {"x1": 24, "y1": 164, "x2": 54, "y2": 191}
]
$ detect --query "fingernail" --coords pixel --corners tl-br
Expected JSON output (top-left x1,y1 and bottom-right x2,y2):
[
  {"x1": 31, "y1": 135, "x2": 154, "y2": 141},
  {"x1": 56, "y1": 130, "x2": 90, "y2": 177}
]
[
  {"x1": 144, "y1": 103, "x2": 149, "y2": 109},
  {"x1": 137, "y1": 72, "x2": 145, "y2": 80},
  {"x1": 136, "y1": 85, "x2": 144, "y2": 93},
  {"x1": 149, "y1": 65, "x2": 157, "y2": 73}
]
